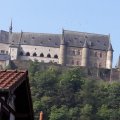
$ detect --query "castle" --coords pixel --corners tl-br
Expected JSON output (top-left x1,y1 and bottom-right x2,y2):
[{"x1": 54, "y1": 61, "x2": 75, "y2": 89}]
[{"x1": 0, "y1": 22, "x2": 113, "y2": 69}]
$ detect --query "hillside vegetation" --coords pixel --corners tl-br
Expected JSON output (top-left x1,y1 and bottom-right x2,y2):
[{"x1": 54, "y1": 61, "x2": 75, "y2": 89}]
[{"x1": 25, "y1": 61, "x2": 120, "y2": 120}]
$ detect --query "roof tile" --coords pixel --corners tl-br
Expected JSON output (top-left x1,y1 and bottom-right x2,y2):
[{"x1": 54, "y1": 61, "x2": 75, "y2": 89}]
[{"x1": 0, "y1": 70, "x2": 27, "y2": 91}]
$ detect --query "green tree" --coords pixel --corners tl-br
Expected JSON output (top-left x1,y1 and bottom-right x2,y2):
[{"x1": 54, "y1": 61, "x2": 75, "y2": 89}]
[
  {"x1": 80, "y1": 104, "x2": 93, "y2": 120},
  {"x1": 49, "y1": 105, "x2": 69, "y2": 120}
]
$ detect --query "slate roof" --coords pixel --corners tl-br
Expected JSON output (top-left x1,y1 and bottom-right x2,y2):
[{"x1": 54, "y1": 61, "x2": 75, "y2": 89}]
[
  {"x1": 0, "y1": 30, "x2": 9, "y2": 44},
  {"x1": 9, "y1": 32, "x2": 61, "y2": 47},
  {"x1": 0, "y1": 29, "x2": 110, "y2": 50},
  {"x1": 0, "y1": 70, "x2": 27, "y2": 91},
  {"x1": 64, "y1": 30, "x2": 110, "y2": 50}
]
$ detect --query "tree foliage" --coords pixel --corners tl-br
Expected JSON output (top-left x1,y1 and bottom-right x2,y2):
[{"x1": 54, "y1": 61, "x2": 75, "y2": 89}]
[{"x1": 28, "y1": 62, "x2": 120, "y2": 120}]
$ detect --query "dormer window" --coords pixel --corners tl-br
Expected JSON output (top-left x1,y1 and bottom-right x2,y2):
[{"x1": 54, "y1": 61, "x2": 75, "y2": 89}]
[
  {"x1": 104, "y1": 43, "x2": 106, "y2": 46},
  {"x1": 74, "y1": 37, "x2": 77, "y2": 40},
  {"x1": 49, "y1": 38, "x2": 51, "y2": 41},
  {"x1": 40, "y1": 41, "x2": 43, "y2": 44},
  {"x1": 32, "y1": 37, "x2": 35, "y2": 39}
]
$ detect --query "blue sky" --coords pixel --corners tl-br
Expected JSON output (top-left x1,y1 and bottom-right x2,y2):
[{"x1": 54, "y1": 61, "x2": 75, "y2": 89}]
[{"x1": 0, "y1": 0, "x2": 120, "y2": 66}]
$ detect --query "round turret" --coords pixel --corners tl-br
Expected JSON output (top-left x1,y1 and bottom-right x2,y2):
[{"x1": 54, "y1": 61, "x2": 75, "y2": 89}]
[
  {"x1": 59, "y1": 29, "x2": 66, "y2": 65},
  {"x1": 81, "y1": 40, "x2": 88, "y2": 67},
  {"x1": 106, "y1": 41, "x2": 113, "y2": 69}
]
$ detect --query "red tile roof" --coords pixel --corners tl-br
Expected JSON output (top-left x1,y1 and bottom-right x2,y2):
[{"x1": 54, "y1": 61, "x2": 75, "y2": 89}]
[{"x1": 0, "y1": 70, "x2": 28, "y2": 91}]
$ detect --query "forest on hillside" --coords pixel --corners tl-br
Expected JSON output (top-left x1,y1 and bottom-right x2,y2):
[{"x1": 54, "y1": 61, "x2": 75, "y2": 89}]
[{"x1": 26, "y1": 61, "x2": 120, "y2": 120}]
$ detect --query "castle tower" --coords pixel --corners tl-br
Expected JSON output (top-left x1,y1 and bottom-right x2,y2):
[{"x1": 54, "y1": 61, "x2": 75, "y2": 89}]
[
  {"x1": 59, "y1": 29, "x2": 66, "y2": 65},
  {"x1": 9, "y1": 20, "x2": 12, "y2": 34},
  {"x1": 115, "y1": 55, "x2": 120, "y2": 69},
  {"x1": 81, "y1": 39, "x2": 89, "y2": 67},
  {"x1": 106, "y1": 37, "x2": 113, "y2": 69}
]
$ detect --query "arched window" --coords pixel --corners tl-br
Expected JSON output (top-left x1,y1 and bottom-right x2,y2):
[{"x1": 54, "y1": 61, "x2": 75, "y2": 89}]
[
  {"x1": 47, "y1": 54, "x2": 51, "y2": 58},
  {"x1": 19, "y1": 51, "x2": 23, "y2": 56},
  {"x1": 40, "y1": 53, "x2": 44, "y2": 57},
  {"x1": 54, "y1": 54, "x2": 58, "y2": 59},
  {"x1": 100, "y1": 53, "x2": 102, "y2": 58},
  {"x1": 33, "y1": 52, "x2": 37, "y2": 57},
  {"x1": 26, "y1": 52, "x2": 30, "y2": 56}
]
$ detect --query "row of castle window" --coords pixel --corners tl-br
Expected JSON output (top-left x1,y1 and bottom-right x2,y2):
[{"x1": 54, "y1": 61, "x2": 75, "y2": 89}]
[
  {"x1": 70, "y1": 50, "x2": 82, "y2": 56},
  {"x1": 70, "y1": 50, "x2": 103, "y2": 58},
  {"x1": 94, "y1": 52, "x2": 102, "y2": 58},
  {"x1": 71, "y1": 60, "x2": 102, "y2": 67},
  {"x1": 19, "y1": 52, "x2": 58, "y2": 59},
  {"x1": 71, "y1": 60, "x2": 81, "y2": 65},
  {"x1": 0, "y1": 50, "x2": 8, "y2": 54}
]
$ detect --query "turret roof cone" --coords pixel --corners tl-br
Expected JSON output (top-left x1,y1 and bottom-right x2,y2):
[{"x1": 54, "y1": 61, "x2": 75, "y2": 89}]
[
  {"x1": 61, "y1": 29, "x2": 65, "y2": 45},
  {"x1": 83, "y1": 39, "x2": 88, "y2": 48}
]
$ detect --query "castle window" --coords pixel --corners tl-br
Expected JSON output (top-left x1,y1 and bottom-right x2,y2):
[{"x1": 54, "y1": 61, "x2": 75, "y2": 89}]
[
  {"x1": 77, "y1": 50, "x2": 81, "y2": 55},
  {"x1": 1, "y1": 50, "x2": 5, "y2": 54},
  {"x1": 40, "y1": 41, "x2": 43, "y2": 44},
  {"x1": 73, "y1": 50, "x2": 75, "y2": 55},
  {"x1": 95, "y1": 52, "x2": 97, "y2": 57},
  {"x1": 71, "y1": 60, "x2": 74, "y2": 65},
  {"x1": 40, "y1": 53, "x2": 44, "y2": 57},
  {"x1": 100, "y1": 53, "x2": 102, "y2": 58},
  {"x1": 26, "y1": 52, "x2": 30, "y2": 56},
  {"x1": 49, "y1": 38, "x2": 51, "y2": 41},
  {"x1": 55, "y1": 42, "x2": 58, "y2": 45},
  {"x1": 76, "y1": 61, "x2": 79, "y2": 65},
  {"x1": 6, "y1": 51, "x2": 8, "y2": 54},
  {"x1": 33, "y1": 52, "x2": 37, "y2": 57},
  {"x1": 19, "y1": 51, "x2": 23, "y2": 56},
  {"x1": 94, "y1": 63, "x2": 97, "y2": 67},
  {"x1": 32, "y1": 37, "x2": 35, "y2": 39},
  {"x1": 54, "y1": 54, "x2": 58, "y2": 59},
  {"x1": 99, "y1": 63, "x2": 102, "y2": 68},
  {"x1": 104, "y1": 43, "x2": 106, "y2": 46},
  {"x1": 74, "y1": 37, "x2": 78, "y2": 40},
  {"x1": 91, "y1": 42, "x2": 94, "y2": 46},
  {"x1": 47, "y1": 54, "x2": 51, "y2": 58},
  {"x1": 97, "y1": 40, "x2": 100, "y2": 42}
]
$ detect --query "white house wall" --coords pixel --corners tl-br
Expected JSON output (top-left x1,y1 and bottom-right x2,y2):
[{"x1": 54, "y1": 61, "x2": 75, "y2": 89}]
[
  {"x1": 20, "y1": 45, "x2": 60, "y2": 63},
  {"x1": 0, "y1": 43, "x2": 9, "y2": 54}
]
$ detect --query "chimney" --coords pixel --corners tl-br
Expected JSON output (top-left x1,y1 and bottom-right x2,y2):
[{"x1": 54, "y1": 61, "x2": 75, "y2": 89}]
[{"x1": 39, "y1": 111, "x2": 43, "y2": 120}]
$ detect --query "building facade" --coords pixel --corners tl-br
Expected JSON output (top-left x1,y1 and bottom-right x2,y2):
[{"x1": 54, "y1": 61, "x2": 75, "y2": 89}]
[{"x1": 0, "y1": 24, "x2": 113, "y2": 69}]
